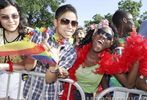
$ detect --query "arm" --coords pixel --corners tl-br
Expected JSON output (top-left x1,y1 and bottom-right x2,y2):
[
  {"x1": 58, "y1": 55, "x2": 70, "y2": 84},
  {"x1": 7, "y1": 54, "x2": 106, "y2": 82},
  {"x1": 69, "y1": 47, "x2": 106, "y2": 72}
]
[
  {"x1": 45, "y1": 45, "x2": 77, "y2": 83},
  {"x1": 0, "y1": 56, "x2": 36, "y2": 71},
  {"x1": 23, "y1": 56, "x2": 37, "y2": 70},
  {"x1": 45, "y1": 66, "x2": 59, "y2": 84},
  {"x1": 12, "y1": 56, "x2": 36, "y2": 71},
  {"x1": 99, "y1": 75, "x2": 112, "y2": 99},
  {"x1": 136, "y1": 75, "x2": 147, "y2": 92},
  {"x1": 100, "y1": 75, "x2": 110, "y2": 90},
  {"x1": 114, "y1": 61, "x2": 139, "y2": 88}
]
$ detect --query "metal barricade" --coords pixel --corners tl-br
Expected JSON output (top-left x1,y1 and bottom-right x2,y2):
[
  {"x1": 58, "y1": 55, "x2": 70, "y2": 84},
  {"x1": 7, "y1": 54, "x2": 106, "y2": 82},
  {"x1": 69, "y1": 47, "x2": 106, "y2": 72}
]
[
  {"x1": 0, "y1": 70, "x2": 85, "y2": 100},
  {"x1": 95, "y1": 87, "x2": 147, "y2": 100}
]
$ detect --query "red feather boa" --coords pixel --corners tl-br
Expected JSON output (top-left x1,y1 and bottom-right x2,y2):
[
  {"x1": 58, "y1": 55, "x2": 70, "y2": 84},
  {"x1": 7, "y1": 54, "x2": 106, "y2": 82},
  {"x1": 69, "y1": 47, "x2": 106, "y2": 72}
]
[
  {"x1": 60, "y1": 43, "x2": 92, "y2": 100},
  {"x1": 96, "y1": 32, "x2": 147, "y2": 75},
  {"x1": 60, "y1": 43, "x2": 117, "y2": 99},
  {"x1": 61, "y1": 32, "x2": 147, "y2": 99},
  {"x1": 139, "y1": 38, "x2": 147, "y2": 76}
]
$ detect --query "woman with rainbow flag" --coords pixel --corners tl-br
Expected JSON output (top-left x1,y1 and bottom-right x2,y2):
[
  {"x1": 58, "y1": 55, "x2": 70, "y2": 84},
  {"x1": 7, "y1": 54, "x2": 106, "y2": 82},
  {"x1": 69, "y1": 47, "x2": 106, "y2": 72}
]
[{"x1": 0, "y1": 0, "x2": 37, "y2": 99}]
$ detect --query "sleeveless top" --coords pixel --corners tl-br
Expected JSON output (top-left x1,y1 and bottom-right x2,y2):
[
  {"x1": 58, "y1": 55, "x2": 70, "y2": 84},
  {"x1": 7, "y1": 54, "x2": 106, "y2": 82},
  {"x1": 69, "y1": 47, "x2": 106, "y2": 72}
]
[{"x1": 75, "y1": 64, "x2": 103, "y2": 93}]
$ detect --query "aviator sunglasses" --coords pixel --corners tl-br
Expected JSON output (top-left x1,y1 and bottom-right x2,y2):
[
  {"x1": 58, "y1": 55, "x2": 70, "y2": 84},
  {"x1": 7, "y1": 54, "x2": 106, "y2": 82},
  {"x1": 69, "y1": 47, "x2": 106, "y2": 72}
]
[
  {"x1": 60, "y1": 18, "x2": 78, "y2": 27},
  {"x1": 96, "y1": 29, "x2": 113, "y2": 41},
  {"x1": 0, "y1": 14, "x2": 19, "y2": 20}
]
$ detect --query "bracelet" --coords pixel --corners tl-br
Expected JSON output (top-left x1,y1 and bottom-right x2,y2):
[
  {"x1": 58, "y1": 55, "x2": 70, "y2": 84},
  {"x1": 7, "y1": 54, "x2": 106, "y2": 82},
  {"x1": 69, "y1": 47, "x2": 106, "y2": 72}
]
[
  {"x1": 49, "y1": 68, "x2": 59, "y2": 73},
  {"x1": 7, "y1": 61, "x2": 13, "y2": 72},
  {"x1": 139, "y1": 75, "x2": 147, "y2": 84}
]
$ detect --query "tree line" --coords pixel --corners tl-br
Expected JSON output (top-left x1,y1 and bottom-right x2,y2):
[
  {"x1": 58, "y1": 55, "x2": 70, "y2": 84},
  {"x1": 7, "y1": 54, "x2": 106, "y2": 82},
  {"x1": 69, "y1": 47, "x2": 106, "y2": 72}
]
[{"x1": 16, "y1": 0, "x2": 147, "y2": 31}]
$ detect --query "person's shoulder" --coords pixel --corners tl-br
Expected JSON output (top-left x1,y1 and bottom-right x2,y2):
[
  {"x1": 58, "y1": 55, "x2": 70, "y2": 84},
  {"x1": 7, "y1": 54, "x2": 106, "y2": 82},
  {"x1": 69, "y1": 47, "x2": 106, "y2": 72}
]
[
  {"x1": 141, "y1": 20, "x2": 147, "y2": 25},
  {"x1": 139, "y1": 20, "x2": 147, "y2": 38},
  {"x1": 143, "y1": 20, "x2": 147, "y2": 22}
]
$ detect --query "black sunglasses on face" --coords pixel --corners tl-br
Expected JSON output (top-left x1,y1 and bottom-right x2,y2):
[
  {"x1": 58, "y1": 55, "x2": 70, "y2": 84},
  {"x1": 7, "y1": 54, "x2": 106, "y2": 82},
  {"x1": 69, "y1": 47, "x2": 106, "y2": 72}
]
[
  {"x1": 97, "y1": 29, "x2": 113, "y2": 41},
  {"x1": 0, "y1": 14, "x2": 19, "y2": 20},
  {"x1": 60, "y1": 18, "x2": 78, "y2": 27}
]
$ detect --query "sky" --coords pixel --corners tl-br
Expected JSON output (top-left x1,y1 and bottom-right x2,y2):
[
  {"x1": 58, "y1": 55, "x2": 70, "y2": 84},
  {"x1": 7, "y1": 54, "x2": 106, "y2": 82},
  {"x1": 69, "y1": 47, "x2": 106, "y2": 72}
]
[{"x1": 62, "y1": 0, "x2": 147, "y2": 26}]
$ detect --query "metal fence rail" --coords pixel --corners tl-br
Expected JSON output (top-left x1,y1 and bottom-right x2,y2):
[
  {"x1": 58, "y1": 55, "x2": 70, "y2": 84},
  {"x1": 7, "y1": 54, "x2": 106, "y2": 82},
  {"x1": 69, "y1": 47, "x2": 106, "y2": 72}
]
[
  {"x1": 95, "y1": 87, "x2": 147, "y2": 100},
  {"x1": 1, "y1": 70, "x2": 147, "y2": 100},
  {"x1": 0, "y1": 70, "x2": 85, "y2": 100}
]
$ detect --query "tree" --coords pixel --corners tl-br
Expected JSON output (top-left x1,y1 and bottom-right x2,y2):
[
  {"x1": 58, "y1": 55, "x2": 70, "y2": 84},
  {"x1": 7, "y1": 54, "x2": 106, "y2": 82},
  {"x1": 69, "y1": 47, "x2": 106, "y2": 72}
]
[
  {"x1": 118, "y1": 0, "x2": 142, "y2": 20},
  {"x1": 16, "y1": 0, "x2": 65, "y2": 27},
  {"x1": 83, "y1": 0, "x2": 144, "y2": 31},
  {"x1": 140, "y1": 11, "x2": 147, "y2": 21},
  {"x1": 84, "y1": 14, "x2": 104, "y2": 27}
]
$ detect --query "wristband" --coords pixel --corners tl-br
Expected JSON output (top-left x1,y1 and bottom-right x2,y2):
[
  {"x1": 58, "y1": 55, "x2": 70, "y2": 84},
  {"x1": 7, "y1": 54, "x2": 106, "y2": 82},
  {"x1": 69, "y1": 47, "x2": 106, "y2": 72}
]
[{"x1": 7, "y1": 61, "x2": 13, "y2": 72}]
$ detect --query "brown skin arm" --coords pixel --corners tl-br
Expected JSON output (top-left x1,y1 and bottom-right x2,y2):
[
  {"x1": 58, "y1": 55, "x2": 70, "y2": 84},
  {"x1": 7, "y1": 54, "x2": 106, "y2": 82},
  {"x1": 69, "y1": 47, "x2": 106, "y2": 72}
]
[
  {"x1": 45, "y1": 66, "x2": 69, "y2": 84},
  {"x1": 136, "y1": 76, "x2": 147, "y2": 92},
  {"x1": 100, "y1": 75, "x2": 112, "y2": 99},
  {"x1": 114, "y1": 61, "x2": 139, "y2": 88},
  {"x1": 15, "y1": 56, "x2": 36, "y2": 71},
  {"x1": 23, "y1": 56, "x2": 37, "y2": 70},
  {"x1": 45, "y1": 66, "x2": 58, "y2": 84},
  {"x1": 100, "y1": 75, "x2": 110, "y2": 90}
]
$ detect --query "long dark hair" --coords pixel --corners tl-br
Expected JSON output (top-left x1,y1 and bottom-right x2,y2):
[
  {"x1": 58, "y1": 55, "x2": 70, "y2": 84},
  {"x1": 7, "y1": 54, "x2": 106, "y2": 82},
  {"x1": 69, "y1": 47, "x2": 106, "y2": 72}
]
[{"x1": 0, "y1": 0, "x2": 28, "y2": 38}]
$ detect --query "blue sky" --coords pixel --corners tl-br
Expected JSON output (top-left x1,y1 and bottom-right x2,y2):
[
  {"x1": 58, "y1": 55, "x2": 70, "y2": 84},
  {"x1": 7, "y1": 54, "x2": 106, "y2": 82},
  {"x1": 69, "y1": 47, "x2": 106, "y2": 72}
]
[{"x1": 62, "y1": 0, "x2": 147, "y2": 26}]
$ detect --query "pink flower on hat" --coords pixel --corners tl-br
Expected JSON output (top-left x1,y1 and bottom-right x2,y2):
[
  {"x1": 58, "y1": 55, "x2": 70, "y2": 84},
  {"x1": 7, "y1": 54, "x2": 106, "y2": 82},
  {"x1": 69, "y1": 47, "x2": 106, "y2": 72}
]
[{"x1": 98, "y1": 19, "x2": 109, "y2": 29}]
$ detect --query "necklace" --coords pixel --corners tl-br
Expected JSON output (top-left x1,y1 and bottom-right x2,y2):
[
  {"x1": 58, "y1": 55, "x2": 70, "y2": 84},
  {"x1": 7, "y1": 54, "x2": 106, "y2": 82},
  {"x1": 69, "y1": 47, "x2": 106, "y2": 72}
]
[
  {"x1": 3, "y1": 30, "x2": 20, "y2": 44},
  {"x1": 3, "y1": 30, "x2": 20, "y2": 62}
]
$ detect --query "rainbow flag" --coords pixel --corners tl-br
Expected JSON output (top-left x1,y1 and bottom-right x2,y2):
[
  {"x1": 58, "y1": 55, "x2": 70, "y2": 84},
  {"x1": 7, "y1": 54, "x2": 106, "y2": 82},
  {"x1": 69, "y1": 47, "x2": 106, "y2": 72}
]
[
  {"x1": 0, "y1": 41, "x2": 57, "y2": 64},
  {"x1": 0, "y1": 41, "x2": 45, "y2": 56},
  {"x1": 32, "y1": 51, "x2": 56, "y2": 64}
]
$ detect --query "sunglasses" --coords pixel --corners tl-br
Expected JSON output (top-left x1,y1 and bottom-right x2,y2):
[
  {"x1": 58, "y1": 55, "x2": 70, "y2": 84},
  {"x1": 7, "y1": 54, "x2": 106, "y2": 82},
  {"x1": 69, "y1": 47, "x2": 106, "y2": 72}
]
[
  {"x1": 0, "y1": 14, "x2": 19, "y2": 20},
  {"x1": 60, "y1": 18, "x2": 78, "y2": 27},
  {"x1": 96, "y1": 29, "x2": 113, "y2": 40}
]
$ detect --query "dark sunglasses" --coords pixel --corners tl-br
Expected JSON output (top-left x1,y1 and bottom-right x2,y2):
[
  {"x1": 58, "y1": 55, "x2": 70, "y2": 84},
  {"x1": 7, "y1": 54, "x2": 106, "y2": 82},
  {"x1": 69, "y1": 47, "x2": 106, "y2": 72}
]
[
  {"x1": 96, "y1": 29, "x2": 113, "y2": 40},
  {"x1": 60, "y1": 18, "x2": 78, "y2": 27},
  {"x1": 0, "y1": 14, "x2": 19, "y2": 20}
]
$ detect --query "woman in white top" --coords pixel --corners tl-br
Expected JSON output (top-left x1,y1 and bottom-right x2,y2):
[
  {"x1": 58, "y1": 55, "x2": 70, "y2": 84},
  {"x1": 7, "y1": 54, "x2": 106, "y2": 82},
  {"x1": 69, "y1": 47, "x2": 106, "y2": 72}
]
[{"x1": 0, "y1": 0, "x2": 36, "y2": 99}]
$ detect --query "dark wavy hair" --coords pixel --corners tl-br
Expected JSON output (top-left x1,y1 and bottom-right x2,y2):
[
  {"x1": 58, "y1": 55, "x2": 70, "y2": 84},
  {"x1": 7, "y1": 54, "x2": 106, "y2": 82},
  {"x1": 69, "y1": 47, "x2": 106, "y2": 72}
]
[
  {"x1": 0, "y1": 0, "x2": 28, "y2": 38},
  {"x1": 55, "y1": 4, "x2": 78, "y2": 20}
]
